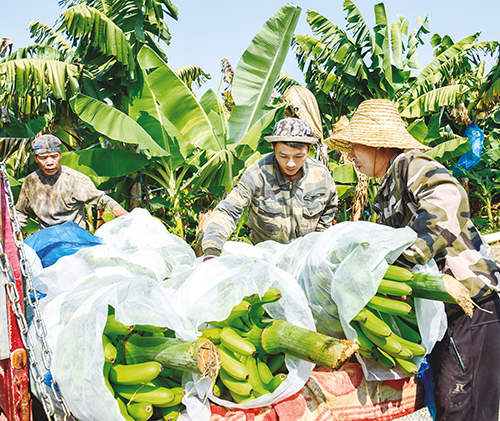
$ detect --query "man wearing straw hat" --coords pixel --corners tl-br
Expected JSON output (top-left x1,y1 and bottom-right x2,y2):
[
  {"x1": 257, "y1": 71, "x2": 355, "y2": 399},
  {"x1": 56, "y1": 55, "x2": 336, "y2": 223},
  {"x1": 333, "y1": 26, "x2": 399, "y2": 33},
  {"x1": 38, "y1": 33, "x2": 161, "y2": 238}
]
[
  {"x1": 201, "y1": 117, "x2": 337, "y2": 259},
  {"x1": 326, "y1": 98, "x2": 500, "y2": 421}
]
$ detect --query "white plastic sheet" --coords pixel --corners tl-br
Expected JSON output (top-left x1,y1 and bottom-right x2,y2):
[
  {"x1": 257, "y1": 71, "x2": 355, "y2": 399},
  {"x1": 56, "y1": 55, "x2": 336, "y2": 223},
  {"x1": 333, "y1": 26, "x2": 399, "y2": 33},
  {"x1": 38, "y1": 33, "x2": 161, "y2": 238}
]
[{"x1": 163, "y1": 254, "x2": 316, "y2": 420}]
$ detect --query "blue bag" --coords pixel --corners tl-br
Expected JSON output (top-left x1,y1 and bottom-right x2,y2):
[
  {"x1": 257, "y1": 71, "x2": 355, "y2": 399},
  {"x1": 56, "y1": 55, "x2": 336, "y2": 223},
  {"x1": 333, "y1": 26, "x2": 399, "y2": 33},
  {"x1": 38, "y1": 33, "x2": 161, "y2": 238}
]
[
  {"x1": 452, "y1": 122, "x2": 484, "y2": 177},
  {"x1": 25, "y1": 221, "x2": 101, "y2": 268},
  {"x1": 417, "y1": 355, "x2": 437, "y2": 420}
]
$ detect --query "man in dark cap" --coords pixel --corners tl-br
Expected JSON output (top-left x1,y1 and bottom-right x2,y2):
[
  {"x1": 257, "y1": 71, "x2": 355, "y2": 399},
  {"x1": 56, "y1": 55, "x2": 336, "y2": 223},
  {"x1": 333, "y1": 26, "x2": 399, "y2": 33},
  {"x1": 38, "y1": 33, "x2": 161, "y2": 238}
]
[
  {"x1": 16, "y1": 134, "x2": 128, "y2": 230},
  {"x1": 201, "y1": 117, "x2": 338, "y2": 260}
]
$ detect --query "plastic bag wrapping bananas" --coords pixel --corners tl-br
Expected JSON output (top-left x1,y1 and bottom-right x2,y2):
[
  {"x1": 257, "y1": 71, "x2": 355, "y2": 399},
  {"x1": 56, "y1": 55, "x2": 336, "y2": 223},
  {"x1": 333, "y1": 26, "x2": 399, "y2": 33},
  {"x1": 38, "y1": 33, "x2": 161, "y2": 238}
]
[
  {"x1": 162, "y1": 253, "x2": 316, "y2": 420},
  {"x1": 27, "y1": 209, "x2": 196, "y2": 421},
  {"x1": 222, "y1": 221, "x2": 447, "y2": 382}
]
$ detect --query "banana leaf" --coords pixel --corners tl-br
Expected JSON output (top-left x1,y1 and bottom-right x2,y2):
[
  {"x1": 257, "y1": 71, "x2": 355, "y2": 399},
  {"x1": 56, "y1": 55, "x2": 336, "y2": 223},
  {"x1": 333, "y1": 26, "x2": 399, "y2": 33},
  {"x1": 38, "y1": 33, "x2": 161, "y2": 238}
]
[
  {"x1": 61, "y1": 149, "x2": 149, "y2": 178},
  {"x1": 70, "y1": 93, "x2": 168, "y2": 157},
  {"x1": 331, "y1": 162, "x2": 357, "y2": 184},
  {"x1": 228, "y1": 4, "x2": 301, "y2": 144},
  {"x1": 426, "y1": 137, "x2": 470, "y2": 163},
  {"x1": 137, "y1": 46, "x2": 222, "y2": 151}
]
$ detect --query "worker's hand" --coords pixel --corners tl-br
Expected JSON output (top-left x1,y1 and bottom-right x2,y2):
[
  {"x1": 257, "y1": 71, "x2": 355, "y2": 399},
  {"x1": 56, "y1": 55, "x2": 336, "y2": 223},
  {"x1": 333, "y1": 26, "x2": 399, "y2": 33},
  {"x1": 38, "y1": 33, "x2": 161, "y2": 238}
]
[
  {"x1": 111, "y1": 204, "x2": 128, "y2": 218},
  {"x1": 202, "y1": 247, "x2": 221, "y2": 262}
]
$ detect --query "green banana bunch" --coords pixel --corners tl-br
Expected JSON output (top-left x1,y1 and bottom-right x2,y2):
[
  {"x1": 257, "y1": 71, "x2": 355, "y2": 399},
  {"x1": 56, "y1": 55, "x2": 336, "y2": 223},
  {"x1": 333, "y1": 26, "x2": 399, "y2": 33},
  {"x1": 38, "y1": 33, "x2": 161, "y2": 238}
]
[
  {"x1": 351, "y1": 265, "x2": 428, "y2": 377},
  {"x1": 201, "y1": 287, "x2": 291, "y2": 403}
]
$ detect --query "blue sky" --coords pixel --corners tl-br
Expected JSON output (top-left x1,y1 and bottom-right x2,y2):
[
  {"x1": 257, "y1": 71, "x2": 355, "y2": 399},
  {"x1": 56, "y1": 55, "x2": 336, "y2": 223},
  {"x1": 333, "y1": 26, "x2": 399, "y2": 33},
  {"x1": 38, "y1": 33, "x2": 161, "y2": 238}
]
[{"x1": 3, "y1": 0, "x2": 499, "y2": 95}]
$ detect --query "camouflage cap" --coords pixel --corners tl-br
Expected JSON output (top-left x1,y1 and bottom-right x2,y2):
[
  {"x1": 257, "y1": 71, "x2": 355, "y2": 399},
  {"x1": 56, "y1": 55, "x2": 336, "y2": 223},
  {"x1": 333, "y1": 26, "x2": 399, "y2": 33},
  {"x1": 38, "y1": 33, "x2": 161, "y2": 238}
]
[
  {"x1": 264, "y1": 117, "x2": 318, "y2": 144},
  {"x1": 32, "y1": 135, "x2": 61, "y2": 155}
]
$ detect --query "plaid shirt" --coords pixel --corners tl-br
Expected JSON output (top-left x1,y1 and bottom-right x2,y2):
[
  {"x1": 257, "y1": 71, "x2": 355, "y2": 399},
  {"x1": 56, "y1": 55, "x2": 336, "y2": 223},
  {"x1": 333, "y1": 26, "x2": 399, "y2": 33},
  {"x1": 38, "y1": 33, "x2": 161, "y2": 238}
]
[
  {"x1": 202, "y1": 153, "x2": 337, "y2": 253},
  {"x1": 16, "y1": 166, "x2": 119, "y2": 230},
  {"x1": 373, "y1": 150, "x2": 500, "y2": 299}
]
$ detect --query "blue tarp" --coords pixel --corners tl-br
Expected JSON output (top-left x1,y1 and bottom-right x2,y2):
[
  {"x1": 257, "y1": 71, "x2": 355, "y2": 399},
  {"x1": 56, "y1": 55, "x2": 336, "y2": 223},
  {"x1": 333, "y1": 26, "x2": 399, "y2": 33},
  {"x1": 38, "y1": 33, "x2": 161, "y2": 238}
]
[{"x1": 25, "y1": 221, "x2": 101, "y2": 268}]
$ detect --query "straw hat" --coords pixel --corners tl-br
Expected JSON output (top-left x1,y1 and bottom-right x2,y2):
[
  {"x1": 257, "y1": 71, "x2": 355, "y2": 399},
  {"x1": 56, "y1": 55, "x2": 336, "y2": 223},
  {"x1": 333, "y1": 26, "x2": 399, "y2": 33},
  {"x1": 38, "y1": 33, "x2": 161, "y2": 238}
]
[
  {"x1": 264, "y1": 117, "x2": 318, "y2": 145},
  {"x1": 325, "y1": 99, "x2": 431, "y2": 153}
]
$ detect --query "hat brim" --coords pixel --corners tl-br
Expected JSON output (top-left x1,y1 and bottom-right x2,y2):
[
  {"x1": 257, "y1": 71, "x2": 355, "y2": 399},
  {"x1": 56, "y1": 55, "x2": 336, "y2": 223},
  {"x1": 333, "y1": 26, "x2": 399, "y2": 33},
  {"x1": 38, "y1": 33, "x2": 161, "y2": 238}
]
[{"x1": 264, "y1": 136, "x2": 319, "y2": 145}]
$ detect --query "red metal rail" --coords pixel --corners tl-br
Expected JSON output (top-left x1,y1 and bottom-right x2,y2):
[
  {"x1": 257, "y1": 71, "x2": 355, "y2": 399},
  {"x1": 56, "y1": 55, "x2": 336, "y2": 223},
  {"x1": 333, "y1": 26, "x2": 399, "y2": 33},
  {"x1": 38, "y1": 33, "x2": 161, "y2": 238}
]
[{"x1": 0, "y1": 181, "x2": 31, "y2": 420}]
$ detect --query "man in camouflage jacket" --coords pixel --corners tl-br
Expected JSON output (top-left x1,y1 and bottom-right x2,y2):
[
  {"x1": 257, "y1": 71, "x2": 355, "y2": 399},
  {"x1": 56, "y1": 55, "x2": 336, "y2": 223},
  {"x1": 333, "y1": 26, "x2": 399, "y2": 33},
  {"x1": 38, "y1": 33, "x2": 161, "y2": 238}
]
[
  {"x1": 201, "y1": 118, "x2": 337, "y2": 258},
  {"x1": 327, "y1": 99, "x2": 500, "y2": 421},
  {"x1": 16, "y1": 135, "x2": 128, "y2": 230}
]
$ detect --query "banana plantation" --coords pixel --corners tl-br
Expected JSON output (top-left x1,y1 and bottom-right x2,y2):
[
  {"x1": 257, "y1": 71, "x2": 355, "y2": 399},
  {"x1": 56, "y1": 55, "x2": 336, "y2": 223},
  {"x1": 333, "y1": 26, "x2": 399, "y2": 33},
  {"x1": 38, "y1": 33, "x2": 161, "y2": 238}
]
[{"x1": 1, "y1": 0, "x2": 499, "y2": 247}]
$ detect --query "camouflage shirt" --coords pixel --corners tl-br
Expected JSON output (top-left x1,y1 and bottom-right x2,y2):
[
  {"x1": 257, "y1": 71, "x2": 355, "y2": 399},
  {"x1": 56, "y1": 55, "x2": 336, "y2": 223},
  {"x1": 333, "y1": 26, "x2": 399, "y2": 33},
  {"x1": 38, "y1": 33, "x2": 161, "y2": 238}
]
[
  {"x1": 372, "y1": 150, "x2": 500, "y2": 299},
  {"x1": 16, "y1": 165, "x2": 119, "y2": 230},
  {"x1": 202, "y1": 153, "x2": 337, "y2": 253}
]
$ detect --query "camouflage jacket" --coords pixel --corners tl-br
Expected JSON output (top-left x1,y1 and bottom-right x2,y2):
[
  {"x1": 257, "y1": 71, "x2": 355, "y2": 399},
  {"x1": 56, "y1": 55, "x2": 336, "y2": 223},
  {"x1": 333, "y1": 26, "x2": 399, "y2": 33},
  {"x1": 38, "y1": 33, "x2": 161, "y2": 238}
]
[
  {"x1": 202, "y1": 153, "x2": 337, "y2": 254},
  {"x1": 16, "y1": 166, "x2": 119, "y2": 230},
  {"x1": 372, "y1": 150, "x2": 500, "y2": 299}
]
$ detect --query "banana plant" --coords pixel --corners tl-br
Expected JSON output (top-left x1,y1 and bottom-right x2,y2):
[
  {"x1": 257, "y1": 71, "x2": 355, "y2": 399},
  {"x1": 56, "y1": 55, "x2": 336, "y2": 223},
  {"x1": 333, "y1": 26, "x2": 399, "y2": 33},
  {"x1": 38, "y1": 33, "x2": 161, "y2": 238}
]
[{"x1": 71, "y1": 4, "x2": 301, "y2": 239}]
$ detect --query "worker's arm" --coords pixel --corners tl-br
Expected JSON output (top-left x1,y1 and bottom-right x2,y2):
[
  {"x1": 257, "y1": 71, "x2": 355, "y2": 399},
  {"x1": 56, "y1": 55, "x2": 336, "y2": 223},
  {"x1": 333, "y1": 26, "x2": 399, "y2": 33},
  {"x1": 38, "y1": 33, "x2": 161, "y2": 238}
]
[
  {"x1": 201, "y1": 172, "x2": 254, "y2": 257},
  {"x1": 315, "y1": 177, "x2": 338, "y2": 231},
  {"x1": 15, "y1": 181, "x2": 32, "y2": 230},
  {"x1": 400, "y1": 156, "x2": 469, "y2": 266}
]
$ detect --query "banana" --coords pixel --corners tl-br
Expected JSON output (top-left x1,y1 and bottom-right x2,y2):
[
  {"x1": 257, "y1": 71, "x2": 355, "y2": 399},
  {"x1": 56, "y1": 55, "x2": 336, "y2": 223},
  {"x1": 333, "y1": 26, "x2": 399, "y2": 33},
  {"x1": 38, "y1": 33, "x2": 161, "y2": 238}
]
[
  {"x1": 384, "y1": 265, "x2": 413, "y2": 282},
  {"x1": 104, "y1": 314, "x2": 135, "y2": 337},
  {"x1": 113, "y1": 384, "x2": 175, "y2": 406},
  {"x1": 109, "y1": 362, "x2": 163, "y2": 385},
  {"x1": 103, "y1": 334, "x2": 117, "y2": 363},
  {"x1": 358, "y1": 323, "x2": 406, "y2": 359},
  {"x1": 219, "y1": 367, "x2": 253, "y2": 397},
  {"x1": 394, "y1": 316, "x2": 421, "y2": 343},
  {"x1": 227, "y1": 316, "x2": 250, "y2": 332},
  {"x1": 392, "y1": 334, "x2": 426, "y2": 357},
  {"x1": 199, "y1": 328, "x2": 222, "y2": 344},
  {"x1": 127, "y1": 402, "x2": 153, "y2": 421},
  {"x1": 261, "y1": 287, "x2": 283, "y2": 303},
  {"x1": 267, "y1": 353, "x2": 286, "y2": 374},
  {"x1": 395, "y1": 357, "x2": 419, "y2": 377},
  {"x1": 244, "y1": 355, "x2": 271, "y2": 396},
  {"x1": 350, "y1": 321, "x2": 376, "y2": 351},
  {"x1": 103, "y1": 361, "x2": 115, "y2": 396},
  {"x1": 366, "y1": 294, "x2": 413, "y2": 317},
  {"x1": 220, "y1": 327, "x2": 256, "y2": 357},
  {"x1": 134, "y1": 325, "x2": 168, "y2": 335},
  {"x1": 115, "y1": 396, "x2": 135, "y2": 421},
  {"x1": 227, "y1": 300, "x2": 253, "y2": 319},
  {"x1": 399, "y1": 311, "x2": 418, "y2": 330},
  {"x1": 229, "y1": 390, "x2": 256, "y2": 404},
  {"x1": 374, "y1": 347, "x2": 396, "y2": 370},
  {"x1": 357, "y1": 348, "x2": 375, "y2": 359},
  {"x1": 158, "y1": 367, "x2": 174, "y2": 378},
  {"x1": 155, "y1": 387, "x2": 185, "y2": 408},
  {"x1": 217, "y1": 344, "x2": 250, "y2": 381},
  {"x1": 268, "y1": 373, "x2": 287, "y2": 393},
  {"x1": 257, "y1": 357, "x2": 274, "y2": 385},
  {"x1": 249, "y1": 287, "x2": 283, "y2": 328},
  {"x1": 160, "y1": 404, "x2": 180, "y2": 421},
  {"x1": 158, "y1": 376, "x2": 181, "y2": 389},
  {"x1": 377, "y1": 279, "x2": 413, "y2": 296},
  {"x1": 353, "y1": 308, "x2": 393, "y2": 337}
]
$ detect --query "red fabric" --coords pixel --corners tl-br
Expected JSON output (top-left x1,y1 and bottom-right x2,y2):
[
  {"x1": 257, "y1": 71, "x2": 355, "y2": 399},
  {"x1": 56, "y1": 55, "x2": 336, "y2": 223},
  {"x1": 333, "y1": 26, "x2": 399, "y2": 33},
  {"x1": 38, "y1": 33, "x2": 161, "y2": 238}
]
[
  {"x1": 0, "y1": 182, "x2": 31, "y2": 421},
  {"x1": 210, "y1": 362, "x2": 424, "y2": 421}
]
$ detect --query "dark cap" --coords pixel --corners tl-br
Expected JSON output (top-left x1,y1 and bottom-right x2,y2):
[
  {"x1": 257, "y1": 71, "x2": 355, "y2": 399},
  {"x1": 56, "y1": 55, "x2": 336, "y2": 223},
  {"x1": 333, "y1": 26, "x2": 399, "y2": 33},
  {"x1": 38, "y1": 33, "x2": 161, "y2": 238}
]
[{"x1": 32, "y1": 135, "x2": 61, "y2": 155}]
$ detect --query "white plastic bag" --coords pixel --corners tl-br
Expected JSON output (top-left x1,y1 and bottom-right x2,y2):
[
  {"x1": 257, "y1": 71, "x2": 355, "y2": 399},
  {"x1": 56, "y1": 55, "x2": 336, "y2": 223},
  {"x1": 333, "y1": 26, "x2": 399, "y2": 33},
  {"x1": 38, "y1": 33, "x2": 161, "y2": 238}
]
[{"x1": 163, "y1": 254, "x2": 316, "y2": 421}]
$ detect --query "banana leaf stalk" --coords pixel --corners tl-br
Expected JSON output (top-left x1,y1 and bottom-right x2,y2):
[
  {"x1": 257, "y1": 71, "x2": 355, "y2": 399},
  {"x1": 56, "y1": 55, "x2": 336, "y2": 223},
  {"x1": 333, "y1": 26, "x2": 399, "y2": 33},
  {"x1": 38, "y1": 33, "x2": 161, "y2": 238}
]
[
  {"x1": 249, "y1": 320, "x2": 358, "y2": 370},
  {"x1": 122, "y1": 334, "x2": 220, "y2": 378},
  {"x1": 408, "y1": 273, "x2": 474, "y2": 317}
]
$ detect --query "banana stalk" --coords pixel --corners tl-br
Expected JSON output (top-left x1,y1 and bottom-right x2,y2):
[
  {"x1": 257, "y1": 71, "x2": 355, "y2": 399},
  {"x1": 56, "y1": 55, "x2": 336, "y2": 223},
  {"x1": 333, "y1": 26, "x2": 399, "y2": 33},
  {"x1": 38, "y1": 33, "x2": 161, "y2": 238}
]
[
  {"x1": 408, "y1": 273, "x2": 474, "y2": 317},
  {"x1": 250, "y1": 320, "x2": 358, "y2": 370},
  {"x1": 122, "y1": 334, "x2": 220, "y2": 378}
]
